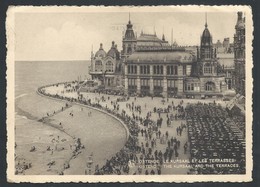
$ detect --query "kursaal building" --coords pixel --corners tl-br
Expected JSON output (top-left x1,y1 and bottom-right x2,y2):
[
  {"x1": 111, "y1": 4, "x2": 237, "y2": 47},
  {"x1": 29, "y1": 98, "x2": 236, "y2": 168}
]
[{"x1": 89, "y1": 12, "x2": 245, "y2": 98}]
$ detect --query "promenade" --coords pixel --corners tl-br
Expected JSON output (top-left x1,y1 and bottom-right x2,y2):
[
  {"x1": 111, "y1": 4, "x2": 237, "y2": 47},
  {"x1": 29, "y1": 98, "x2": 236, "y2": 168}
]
[{"x1": 41, "y1": 82, "x2": 227, "y2": 175}]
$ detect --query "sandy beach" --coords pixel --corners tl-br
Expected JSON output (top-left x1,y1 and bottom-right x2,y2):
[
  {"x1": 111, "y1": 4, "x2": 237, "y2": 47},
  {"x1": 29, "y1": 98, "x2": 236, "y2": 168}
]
[
  {"x1": 15, "y1": 89, "x2": 127, "y2": 175},
  {"x1": 37, "y1": 82, "x2": 230, "y2": 175}
]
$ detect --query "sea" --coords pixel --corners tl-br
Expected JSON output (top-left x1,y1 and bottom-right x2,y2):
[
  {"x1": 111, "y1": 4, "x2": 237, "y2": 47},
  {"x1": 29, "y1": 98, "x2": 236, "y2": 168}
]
[
  {"x1": 14, "y1": 61, "x2": 127, "y2": 175},
  {"x1": 15, "y1": 60, "x2": 90, "y2": 119}
]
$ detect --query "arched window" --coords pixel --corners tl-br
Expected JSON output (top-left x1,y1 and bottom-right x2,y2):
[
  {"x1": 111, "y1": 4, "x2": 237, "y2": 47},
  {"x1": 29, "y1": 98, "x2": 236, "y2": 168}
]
[
  {"x1": 106, "y1": 61, "x2": 113, "y2": 72},
  {"x1": 95, "y1": 60, "x2": 102, "y2": 71},
  {"x1": 205, "y1": 82, "x2": 215, "y2": 91}
]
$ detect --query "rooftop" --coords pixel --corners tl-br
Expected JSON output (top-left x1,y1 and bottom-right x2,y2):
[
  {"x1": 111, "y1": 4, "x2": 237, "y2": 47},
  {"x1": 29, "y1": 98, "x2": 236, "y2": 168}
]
[{"x1": 127, "y1": 51, "x2": 196, "y2": 63}]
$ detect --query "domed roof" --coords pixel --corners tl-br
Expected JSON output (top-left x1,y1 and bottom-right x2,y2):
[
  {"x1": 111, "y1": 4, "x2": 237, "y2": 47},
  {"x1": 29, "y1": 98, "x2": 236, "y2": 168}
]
[
  {"x1": 124, "y1": 20, "x2": 136, "y2": 40},
  {"x1": 201, "y1": 23, "x2": 212, "y2": 46},
  {"x1": 95, "y1": 43, "x2": 106, "y2": 58},
  {"x1": 107, "y1": 41, "x2": 120, "y2": 60}
]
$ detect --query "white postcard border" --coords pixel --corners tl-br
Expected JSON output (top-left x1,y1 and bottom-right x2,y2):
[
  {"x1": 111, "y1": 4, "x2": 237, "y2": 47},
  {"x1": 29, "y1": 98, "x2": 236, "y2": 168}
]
[{"x1": 6, "y1": 5, "x2": 253, "y2": 183}]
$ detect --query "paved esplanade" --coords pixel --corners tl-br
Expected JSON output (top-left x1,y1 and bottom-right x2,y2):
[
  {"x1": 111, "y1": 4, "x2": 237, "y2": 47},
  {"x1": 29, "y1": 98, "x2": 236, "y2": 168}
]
[{"x1": 45, "y1": 83, "x2": 226, "y2": 174}]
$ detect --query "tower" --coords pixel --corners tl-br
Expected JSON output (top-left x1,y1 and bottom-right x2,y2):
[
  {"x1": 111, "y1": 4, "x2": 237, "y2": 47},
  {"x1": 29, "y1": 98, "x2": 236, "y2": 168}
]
[
  {"x1": 200, "y1": 16, "x2": 214, "y2": 60},
  {"x1": 233, "y1": 12, "x2": 245, "y2": 95},
  {"x1": 197, "y1": 14, "x2": 218, "y2": 76},
  {"x1": 121, "y1": 13, "x2": 137, "y2": 59}
]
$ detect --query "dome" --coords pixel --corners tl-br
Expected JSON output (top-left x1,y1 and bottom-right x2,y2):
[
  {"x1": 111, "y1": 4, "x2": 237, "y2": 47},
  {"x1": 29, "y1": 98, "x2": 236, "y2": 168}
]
[
  {"x1": 201, "y1": 23, "x2": 212, "y2": 46},
  {"x1": 107, "y1": 41, "x2": 120, "y2": 60},
  {"x1": 95, "y1": 43, "x2": 106, "y2": 58},
  {"x1": 125, "y1": 21, "x2": 135, "y2": 39}
]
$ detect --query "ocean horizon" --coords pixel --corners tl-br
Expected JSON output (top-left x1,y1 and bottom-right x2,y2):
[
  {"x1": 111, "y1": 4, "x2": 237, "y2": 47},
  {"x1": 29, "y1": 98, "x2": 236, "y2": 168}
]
[{"x1": 15, "y1": 60, "x2": 91, "y2": 119}]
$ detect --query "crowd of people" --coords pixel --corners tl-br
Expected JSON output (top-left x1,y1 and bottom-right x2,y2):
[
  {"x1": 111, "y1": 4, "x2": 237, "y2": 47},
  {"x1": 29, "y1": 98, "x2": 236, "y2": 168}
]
[
  {"x1": 39, "y1": 83, "x2": 189, "y2": 175},
  {"x1": 91, "y1": 94, "x2": 188, "y2": 175},
  {"x1": 186, "y1": 103, "x2": 245, "y2": 174},
  {"x1": 38, "y1": 82, "x2": 246, "y2": 175}
]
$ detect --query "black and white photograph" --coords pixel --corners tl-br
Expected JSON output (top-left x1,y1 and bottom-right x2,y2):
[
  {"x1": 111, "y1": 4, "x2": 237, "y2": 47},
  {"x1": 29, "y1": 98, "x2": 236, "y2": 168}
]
[{"x1": 6, "y1": 6, "x2": 253, "y2": 183}]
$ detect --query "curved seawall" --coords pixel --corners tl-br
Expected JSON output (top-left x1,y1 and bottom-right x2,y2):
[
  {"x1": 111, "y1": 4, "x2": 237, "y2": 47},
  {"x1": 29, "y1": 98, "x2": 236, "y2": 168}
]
[{"x1": 36, "y1": 84, "x2": 130, "y2": 141}]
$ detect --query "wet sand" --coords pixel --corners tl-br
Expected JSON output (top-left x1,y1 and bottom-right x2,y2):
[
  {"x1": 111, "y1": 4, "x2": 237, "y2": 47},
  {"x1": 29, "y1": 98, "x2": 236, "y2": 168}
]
[{"x1": 15, "y1": 91, "x2": 127, "y2": 175}]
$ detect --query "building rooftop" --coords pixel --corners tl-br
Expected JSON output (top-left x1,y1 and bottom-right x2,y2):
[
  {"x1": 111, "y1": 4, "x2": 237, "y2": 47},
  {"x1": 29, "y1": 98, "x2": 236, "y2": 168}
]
[
  {"x1": 127, "y1": 51, "x2": 196, "y2": 63},
  {"x1": 217, "y1": 53, "x2": 234, "y2": 58}
]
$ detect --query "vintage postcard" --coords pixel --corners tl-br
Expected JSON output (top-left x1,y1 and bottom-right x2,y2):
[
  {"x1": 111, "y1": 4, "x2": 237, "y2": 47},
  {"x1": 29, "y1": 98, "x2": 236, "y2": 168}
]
[{"x1": 6, "y1": 6, "x2": 253, "y2": 183}]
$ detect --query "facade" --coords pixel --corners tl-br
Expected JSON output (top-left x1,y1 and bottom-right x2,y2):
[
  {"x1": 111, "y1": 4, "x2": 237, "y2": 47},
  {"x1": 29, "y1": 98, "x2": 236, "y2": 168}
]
[
  {"x1": 125, "y1": 50, "x2": 196, "y2": 97},
  {"x1": 184, "y1": 22, "x2": 227, "y2": 98},
  {"x1": 217, "y1": 53, "x2": 235, "y2": 90},
  {"x1": 89, "y1": 15, "x2": 231, "y2": 98},
  {"x1": 89, "y1": 42, "x2": 123, "y2": 88},
  {"x1": 124, "y1": 19, "x2": 227, "y2": 98},
  {"x1": 233, "y1": 12, "x2": 246, "y2": 96}
]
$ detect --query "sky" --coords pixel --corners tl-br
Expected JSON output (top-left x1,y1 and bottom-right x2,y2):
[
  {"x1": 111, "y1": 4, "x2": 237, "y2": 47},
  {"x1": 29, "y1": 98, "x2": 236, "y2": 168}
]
[{"x1": 14, "y1": 7, "x2": 240, "y2": 61}]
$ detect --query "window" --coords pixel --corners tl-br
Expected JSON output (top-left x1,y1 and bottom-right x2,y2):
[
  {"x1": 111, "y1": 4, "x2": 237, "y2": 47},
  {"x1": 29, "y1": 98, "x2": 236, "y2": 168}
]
[
  {"x1": 128, "y1": 78, "x2": 136, "y2": 86},
  {"x1": 160, "y1": 66, "x2": 163, "y2": 74},
  {"x1": 147, "y1": 65, "x2": 150, "y2": 74},
  {"x1": 106, "y1": 61, "x2": 113, "y2": 72},
  {"x1": 204, "y1": 64, "x2": 212, "y2": 74},
  {"x1": 205, "y1": 82, "x2": 215, "y2": 91},
  {"x1": 127, "y1": 46, "x2": 132, "y2": 54},
  {"x1": 171, "y1": 66, "x2": 174, "y2": 75},
  {"x1": 191, "y1": 83, "x2": 194, "y2": 90},
  {"x1": 140, "y1": 66, "x2": 143, "y2": 74},
  {"x1": 141, "y1": 79, "x2": 149, "y2": 86},
  {"x1": 185, "y1": 83, "x2": 195, "y2": 91},
  {"x1": 95, "y1": 60, "x2": 102, "y2": 71},
  {"x1": 154, "y1": 79, "x2": 162, "y2": 86},
  {"x1": 183, "y1": 65, "x2": 187, "y2": 75},
  {"x1": 174, "y1": 66, "x2": 178, "y2": 75},
  {"x1": 134, "y1": 66, "x2": 137, "y2": 74},
  {"x1": 140, "y1": 65, "x2": 150, "y2": 74},
  {"x1": 128, "y1": 65, "x2": 130, "y2": 74},
  {"x1": 167, "y1": 80, "x2": 178, "y2": 88},
  {"x1": 167, "y1": 66, "x2": 170, "y2": 75}
]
